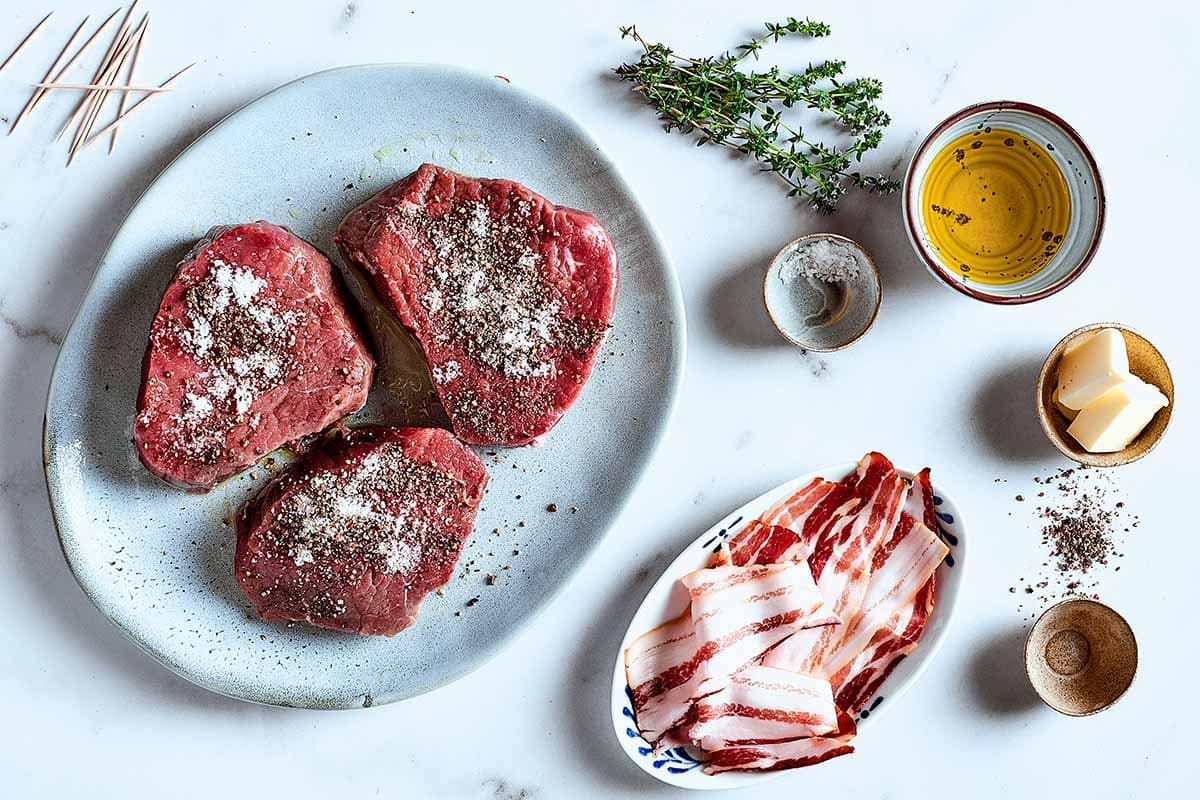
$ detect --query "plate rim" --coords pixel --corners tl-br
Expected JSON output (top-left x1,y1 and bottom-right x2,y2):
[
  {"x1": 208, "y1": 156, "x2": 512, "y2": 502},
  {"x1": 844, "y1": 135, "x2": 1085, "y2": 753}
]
[
  {"x1": 609, "y1": 461, "x2": 967, "y2": 789},
  {"x1": 41, "y1": 62, "x2": 688, "y2": 708}
]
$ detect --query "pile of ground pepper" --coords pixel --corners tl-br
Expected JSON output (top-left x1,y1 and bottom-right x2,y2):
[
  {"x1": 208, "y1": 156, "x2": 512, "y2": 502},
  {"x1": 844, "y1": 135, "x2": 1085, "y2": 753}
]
[{"x1": 1006, "y1": 466, "x2": 1138, "y2": 616}]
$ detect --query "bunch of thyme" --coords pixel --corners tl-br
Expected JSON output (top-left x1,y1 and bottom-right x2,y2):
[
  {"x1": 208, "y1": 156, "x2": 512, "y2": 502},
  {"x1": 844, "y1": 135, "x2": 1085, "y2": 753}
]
[{"x1": 614, "y1": 18, "x2": 900, "y2": 212}]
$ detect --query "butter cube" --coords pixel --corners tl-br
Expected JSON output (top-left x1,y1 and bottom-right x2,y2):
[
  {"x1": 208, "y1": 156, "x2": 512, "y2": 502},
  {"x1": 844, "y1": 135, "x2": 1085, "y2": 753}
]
[
  {"x1": 1057, "y1": 328, "x2": 1130, "y2": 410},
  {"x1": 1067, "y1": 377, "x2": 1169, "y2": 453}
]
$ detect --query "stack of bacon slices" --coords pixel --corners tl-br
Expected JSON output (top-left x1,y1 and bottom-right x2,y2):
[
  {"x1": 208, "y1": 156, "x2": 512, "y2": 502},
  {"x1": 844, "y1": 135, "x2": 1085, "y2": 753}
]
[{"x1": 624, "y1": 452, "x2": 949, "y2": 774}]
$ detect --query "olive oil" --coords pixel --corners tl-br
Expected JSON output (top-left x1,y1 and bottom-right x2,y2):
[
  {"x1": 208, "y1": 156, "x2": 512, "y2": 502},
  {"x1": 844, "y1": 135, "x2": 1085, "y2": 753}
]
[{"x1": 920, "y1": 128, "x2": 1071, "y2": 285}]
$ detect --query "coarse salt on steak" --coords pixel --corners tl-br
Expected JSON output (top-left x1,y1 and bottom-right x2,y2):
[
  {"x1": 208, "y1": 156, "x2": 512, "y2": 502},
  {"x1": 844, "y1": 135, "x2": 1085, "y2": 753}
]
[
  {"x1": 134, "y1": 222, "x2": 374, "y2": 490},
  {"x1": 335, "y1": 164, "x2": 618, "y2": 446},
  {"x1": 235, "y1": 426, "x2": 488, "y2": 636}
]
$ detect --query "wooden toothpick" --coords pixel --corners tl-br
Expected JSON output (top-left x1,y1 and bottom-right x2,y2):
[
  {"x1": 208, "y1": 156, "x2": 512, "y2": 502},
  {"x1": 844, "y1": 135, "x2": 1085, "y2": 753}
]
[
  {"x1": 58, "y1": 3, "x2": 140, "y2": 142},
  {"x1": 69, "y1": 16, "x2": 147, "y2": 163},
  {"x1": 111, "y1": 16, "x2": 147, "y2": 153},
  {"x1": 9, "y1": 15, "x2": 91, "y2": 134},
  {"x1": 0, "y1": 12, "x2": 53, "y2": 75},
  {"x1": 35, "y1": 82, "x2": 170, "y2": 93},
  {"x1": 12, "y1": 8, "x2": 124, "y2": 127},
  {"x1": 78, "y1": 63, "x2": 194, "y2": 153}
]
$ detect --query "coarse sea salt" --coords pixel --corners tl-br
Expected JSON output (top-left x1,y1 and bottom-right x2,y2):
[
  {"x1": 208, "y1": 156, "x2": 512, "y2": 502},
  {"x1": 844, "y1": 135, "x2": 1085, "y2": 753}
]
[
  {"x1": 169, "y1": 257, "x2": 304, "y2": 447},
  {"x1": 780, "y1": 238, "x2": 863, "y2": 285}
]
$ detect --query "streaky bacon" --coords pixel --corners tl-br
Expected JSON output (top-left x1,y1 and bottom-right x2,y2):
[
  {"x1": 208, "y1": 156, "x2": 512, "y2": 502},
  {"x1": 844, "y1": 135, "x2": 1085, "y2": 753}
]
[
  {"x1": 821, "y1": 512, "x2": 946, "y2": 688},
  {"x1": 702, "y1": 707, "x2": 857, "y2": 775},
  {"x1": 626, "y1": 457, "x2": 949, "y2": 772},
  {"x1": 831, "y1": 468, "x2": 944, "y2": 712},
  {"x1": 626, "y1": 562, "x2": 827, "y2": 742},
  {"x1": 762, "y1": 453, "x2": 907, "y2": 673},
  {"x1": 679, "y1": 666, "x2": 838, "y2": 751},
  {"x1": 727, "y1": 520, "x2": 805, "y2": 567},
  {"x1": 834, "y1": 579, "x2": 933, "y2": 713},
  {"x1": 758, "y1": 477, "x2": 859, "y2": 556}
]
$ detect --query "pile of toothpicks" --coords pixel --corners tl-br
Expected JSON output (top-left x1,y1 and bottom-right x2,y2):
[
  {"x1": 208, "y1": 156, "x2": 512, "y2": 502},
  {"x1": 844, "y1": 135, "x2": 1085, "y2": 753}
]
[{"x1": 0, "y1": 3, "x2": 193, "y2": 164}]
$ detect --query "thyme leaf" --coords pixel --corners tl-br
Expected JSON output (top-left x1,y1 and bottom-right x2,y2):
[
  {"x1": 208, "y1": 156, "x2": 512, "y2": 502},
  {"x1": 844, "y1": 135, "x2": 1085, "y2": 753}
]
[{"x1": 614, "y1": 18, "x2": 900, "y2": 212}]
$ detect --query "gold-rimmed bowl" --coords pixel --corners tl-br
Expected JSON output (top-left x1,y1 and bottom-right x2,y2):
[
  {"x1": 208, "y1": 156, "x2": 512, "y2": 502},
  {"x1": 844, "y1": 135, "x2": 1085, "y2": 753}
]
[{"x1": 1036, "y1": 322, "x2": 1174, "y2": 467}]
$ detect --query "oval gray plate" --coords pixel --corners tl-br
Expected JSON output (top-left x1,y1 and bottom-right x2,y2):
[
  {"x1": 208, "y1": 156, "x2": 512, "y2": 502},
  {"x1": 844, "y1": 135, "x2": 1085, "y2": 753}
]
[{"x1": 42, "y1": 64, "x2": 686, "y2": 708}]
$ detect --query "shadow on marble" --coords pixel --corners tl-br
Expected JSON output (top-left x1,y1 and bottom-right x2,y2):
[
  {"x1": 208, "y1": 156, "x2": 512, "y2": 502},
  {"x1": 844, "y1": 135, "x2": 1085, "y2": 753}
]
[
  {"x1": 967, "y1": 625, "x2": 1043, "y2": 715},
  {"x1": 1, "y1": 100, "x2": 298, "y2": 717},
  {"x1": 704, "y1": 241, "x2": 797, "y2": 350},
  {"x1": 971, "y1": 354, "x2": 1053, "y2": 464},
  {"x1": 560, "y1": 482, "x2": 751, "y2": 793}
]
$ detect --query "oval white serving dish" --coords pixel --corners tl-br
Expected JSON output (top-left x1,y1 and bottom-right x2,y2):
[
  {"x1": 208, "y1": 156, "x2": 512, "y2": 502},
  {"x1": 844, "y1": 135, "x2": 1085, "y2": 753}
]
[
  {"x1": 43, "y1": 64, "x2": 686, "y2": 709},
  {"x1": 609, "y1": 462, "x2": 966, "y2": 790}
]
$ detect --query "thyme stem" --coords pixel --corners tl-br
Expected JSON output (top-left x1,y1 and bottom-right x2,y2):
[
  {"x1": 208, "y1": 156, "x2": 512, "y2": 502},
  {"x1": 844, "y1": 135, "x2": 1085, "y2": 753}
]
[{"x1": 614, "y1": 18, "x2": 900, "y2": 212}]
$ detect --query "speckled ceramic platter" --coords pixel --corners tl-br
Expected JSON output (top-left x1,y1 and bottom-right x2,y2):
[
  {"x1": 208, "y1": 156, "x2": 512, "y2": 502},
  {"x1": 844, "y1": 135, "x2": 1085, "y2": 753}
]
[
  {"x1": 611, "y1": 462, "x2": 965, "y2": 789},
  {"x1": 43, "y1": 64, "x2": 685, "y2": 708}
]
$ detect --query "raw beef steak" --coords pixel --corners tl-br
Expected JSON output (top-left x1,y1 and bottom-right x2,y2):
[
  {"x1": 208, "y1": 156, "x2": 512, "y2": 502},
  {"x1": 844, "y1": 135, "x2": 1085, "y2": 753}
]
[
  {"x1": 135, "y1": 222, "x2": 374, "y2": 490},
  {"x1": 235, "y1": 426, "x2": 488, "y2": 636},
  {"x1": 335, "y1": 164, "x2": 618, "y2": 446}
]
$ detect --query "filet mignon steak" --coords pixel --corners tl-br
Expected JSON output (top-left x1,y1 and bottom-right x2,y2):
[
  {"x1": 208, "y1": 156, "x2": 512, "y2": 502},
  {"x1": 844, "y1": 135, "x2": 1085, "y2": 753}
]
[
  {"x1": 335, "y1": 164, "x2": 619, "y2": 446},
  {"x1": 135, "y1": 222, "x2": 374, "y2": 491},
  {"x1": 235, "y1": 426, "x2": 488, "y2": 636}
]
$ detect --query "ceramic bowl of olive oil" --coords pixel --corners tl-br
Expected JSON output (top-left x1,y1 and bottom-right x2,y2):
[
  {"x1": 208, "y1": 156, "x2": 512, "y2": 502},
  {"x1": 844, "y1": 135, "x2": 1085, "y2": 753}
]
[{"x1": 903, "y1": 101, "x2": 1105, "y2": 304}]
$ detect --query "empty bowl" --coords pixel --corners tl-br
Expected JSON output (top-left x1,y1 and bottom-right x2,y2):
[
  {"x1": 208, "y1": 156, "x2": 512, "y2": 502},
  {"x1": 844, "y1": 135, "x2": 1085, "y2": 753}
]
[
  {"x1": 903, "y1": 101, "x2": 1105, "y2": 304},
  {"x1": 763, "y1": 233, "x2": 881, "y2": 351},
  {"x1": 1025, "y1": 598, "x2": 1137, "y2": 716},
  {"x1": 1036, "y1": 322, "x2": 1174, "y2": 467}
]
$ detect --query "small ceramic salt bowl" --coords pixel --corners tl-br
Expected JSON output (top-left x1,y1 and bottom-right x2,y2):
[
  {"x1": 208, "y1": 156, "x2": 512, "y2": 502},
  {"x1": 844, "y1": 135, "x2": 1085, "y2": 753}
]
[
  {"x1": 763, "y1": 233, "x2": 881, "y2": 351},
  {"x1": 1036, "y1": 322, "x2": 1174, "y2": 467},
  {"x1": 1025, "y1": 598, "x2": 1137, "y2": 716},
  {"x1": 903, "y1": 101, "x2": 1105, "y2": 304}
]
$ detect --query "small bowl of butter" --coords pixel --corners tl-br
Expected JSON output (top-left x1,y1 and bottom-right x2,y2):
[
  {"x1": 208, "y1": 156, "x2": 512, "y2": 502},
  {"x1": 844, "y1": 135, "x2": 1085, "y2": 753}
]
[{"x1": 1036, "y1": 323, "x2": 1174, "y2": 466}]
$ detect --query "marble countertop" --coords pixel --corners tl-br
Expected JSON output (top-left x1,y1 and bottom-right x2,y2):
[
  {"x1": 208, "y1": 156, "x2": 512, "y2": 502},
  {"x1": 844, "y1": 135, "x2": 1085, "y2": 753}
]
[{"x1": 1, "y1": 1, "x2": 1195, "y2": 796}]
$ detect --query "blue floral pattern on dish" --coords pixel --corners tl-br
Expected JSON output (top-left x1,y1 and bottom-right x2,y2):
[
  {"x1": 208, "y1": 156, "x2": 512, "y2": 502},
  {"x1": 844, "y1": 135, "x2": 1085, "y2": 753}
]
[{"x1": 622, "y1": 687, "x2": 705, "y2": 773}]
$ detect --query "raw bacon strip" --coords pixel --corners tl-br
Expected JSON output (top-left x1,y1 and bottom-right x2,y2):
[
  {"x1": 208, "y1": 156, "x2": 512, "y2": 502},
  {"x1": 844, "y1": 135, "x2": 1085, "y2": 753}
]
[
  {"x1": 703, "y1": 708, "x2": 857, "y2": 774},
  {"x1": 905, "y1": 467, "x2": 939, "y2": 531},
  {"x1": 757, "y1": 478, "x2": 832, "y2": 530},
  {"x1": 821, "y1": 512, "x2": 947, "y2": 687},
  {"x1": 758, "y1": 478, "x2": 859, "y2": 556},
  {"x1": 763, "y1": 453, "x2": 907, "y2": 673},
  {"x1": 831, "y1": 468, "x2": 944, "y2": 712},
  {"x1": 726, "y1": 520, "x2": 805, "y2": 567},
  {"x1": 625, "y1": 614, "x2": 697, "y2": 708},
  {"x1": 627, "y1": 563, "x2": 827, "y2": 742},
  {"x1": 683, "y1": 562, "x2": 827, "y2": 696},
  {"x1": 680, "y1": 666, "x2": 838, "y2": 751},
  {"x1": 834, "y1": 580, "x2": 933, "y2": 713}
]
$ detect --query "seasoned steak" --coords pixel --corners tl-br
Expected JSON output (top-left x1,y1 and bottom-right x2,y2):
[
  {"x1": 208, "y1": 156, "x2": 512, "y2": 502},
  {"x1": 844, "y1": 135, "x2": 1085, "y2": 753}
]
[
  {"x1": 335, "y1": 164, "x2": 619, "y2": 446},
  {"x1": 235, "y1": 426, "x2": 488, "y2": 636},
  {"x1": 134, "y1": 222, "x2": 374, "y2": 491}
]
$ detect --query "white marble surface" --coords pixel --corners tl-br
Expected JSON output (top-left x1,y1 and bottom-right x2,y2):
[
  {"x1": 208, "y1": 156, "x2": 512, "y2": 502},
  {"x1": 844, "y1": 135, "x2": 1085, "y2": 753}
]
[{"x1": 0, "y1": 1, "x2": 1196, "y2": 796}]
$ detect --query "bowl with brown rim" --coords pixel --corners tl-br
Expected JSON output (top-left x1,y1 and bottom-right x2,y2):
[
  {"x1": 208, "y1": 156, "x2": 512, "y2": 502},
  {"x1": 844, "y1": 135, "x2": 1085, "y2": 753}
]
[
  {"x1": 903, "y1": 100, "x2": 1106, "y2": 304},
  {"x1": 1036, "y1": 322, "x2": 1174, "y2": 467}
]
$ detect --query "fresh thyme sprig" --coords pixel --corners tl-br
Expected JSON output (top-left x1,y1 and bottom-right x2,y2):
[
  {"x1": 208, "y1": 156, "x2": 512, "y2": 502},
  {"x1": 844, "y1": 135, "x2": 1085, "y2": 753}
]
[{"x1": 614, "y1": 18, "x2": 900, "y2": 212}]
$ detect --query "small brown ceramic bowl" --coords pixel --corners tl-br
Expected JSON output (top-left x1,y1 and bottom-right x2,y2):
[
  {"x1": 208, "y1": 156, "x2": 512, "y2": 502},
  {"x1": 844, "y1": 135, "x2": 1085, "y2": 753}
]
[
  {"x1": 1036, "y1": 322, "x2": 1174, "y2": 467},
  {"x1": 1025, "y1": 598, "x2": 1137, "y2": 716}
]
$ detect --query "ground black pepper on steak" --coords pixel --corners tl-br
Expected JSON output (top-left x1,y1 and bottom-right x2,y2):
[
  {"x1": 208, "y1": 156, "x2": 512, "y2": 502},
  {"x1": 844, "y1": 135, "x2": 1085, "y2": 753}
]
[
  {"x1": 235, "y1": 426, "x2": 488, "y2": 636},
  {"x1": 134, "y1": 222, "x2": 374, "y2": 491},
  {"x1": 334, "y1": 164, "x2": 619, "y2": 446}
]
